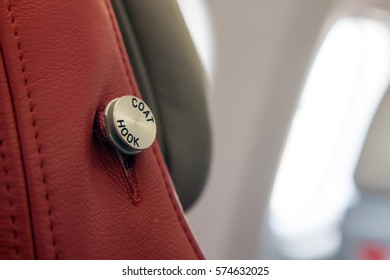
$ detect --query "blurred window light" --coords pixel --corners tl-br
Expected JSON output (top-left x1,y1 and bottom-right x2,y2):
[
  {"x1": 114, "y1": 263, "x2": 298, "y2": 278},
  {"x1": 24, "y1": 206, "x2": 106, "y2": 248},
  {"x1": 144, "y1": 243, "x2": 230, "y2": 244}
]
[
  {"x1": 176, "y1": 0, "x2": 215, "y2": 82},
  {"x1": 269, "y1": 17, "x2": 390, "y2": 259}
]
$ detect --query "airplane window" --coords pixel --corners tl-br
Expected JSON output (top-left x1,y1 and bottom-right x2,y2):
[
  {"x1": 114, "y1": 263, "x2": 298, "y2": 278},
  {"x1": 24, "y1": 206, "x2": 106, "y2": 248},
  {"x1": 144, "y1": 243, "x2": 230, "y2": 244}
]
[{"x1": 268, "y1": 17, "x2": 390, "y2": 259}]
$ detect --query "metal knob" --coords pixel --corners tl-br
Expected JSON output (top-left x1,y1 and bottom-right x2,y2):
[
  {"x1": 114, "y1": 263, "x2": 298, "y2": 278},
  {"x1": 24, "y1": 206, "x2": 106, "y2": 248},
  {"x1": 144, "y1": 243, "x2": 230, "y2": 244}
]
[{"x1": 104, "y1": 96, "x2": 157, "y2": 155}]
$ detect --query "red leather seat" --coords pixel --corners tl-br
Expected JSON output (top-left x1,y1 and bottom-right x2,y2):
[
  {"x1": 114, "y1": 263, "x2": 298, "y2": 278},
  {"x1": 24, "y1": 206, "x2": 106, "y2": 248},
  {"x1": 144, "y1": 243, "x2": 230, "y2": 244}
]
[{"x1": 0, "y1": 0, "x2": 204, "y2": 259}]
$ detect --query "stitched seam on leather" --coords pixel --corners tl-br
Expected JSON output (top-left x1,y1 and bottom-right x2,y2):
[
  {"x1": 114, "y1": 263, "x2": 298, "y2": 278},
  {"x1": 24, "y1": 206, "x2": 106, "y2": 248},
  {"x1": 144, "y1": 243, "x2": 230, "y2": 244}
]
[
  {"x1": 0, "y1": 117, "x2": 20, "y2": 258},
  {"x1": 1, "y1": 46, "x2": 36, "y2": 259},
  {"x1": 103, "y1": 0, "x2": 203, "y2": 259},
  {"x1": 7, "y1": 2, "x2": 58, "y2": 259}
]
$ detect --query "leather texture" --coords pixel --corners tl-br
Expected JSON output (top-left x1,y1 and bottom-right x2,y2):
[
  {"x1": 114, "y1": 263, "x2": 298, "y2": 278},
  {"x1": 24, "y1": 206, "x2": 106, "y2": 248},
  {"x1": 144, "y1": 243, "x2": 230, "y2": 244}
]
[
  {"x1": 0, "y1": 0, "x2": 204, "y2": 259},
  {"x1": 0, "y1": 48, "x2": 35, "y2": 259}
]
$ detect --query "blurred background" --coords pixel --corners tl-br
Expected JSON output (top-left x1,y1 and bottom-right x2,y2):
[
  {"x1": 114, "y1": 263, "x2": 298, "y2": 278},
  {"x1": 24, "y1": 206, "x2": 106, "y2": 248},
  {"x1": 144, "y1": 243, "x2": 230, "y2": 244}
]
[{"x1": 177, "y1": 0, "x2": 390, "y2": 259}]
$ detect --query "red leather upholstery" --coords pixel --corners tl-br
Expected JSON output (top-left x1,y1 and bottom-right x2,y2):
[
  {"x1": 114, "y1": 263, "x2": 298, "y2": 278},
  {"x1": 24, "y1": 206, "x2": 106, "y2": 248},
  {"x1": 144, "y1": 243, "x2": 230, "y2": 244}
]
[{"x1": 0, "y1": 0, "x2": 204, "y2": 259}]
